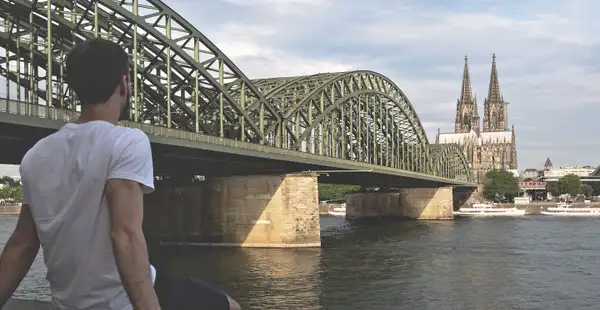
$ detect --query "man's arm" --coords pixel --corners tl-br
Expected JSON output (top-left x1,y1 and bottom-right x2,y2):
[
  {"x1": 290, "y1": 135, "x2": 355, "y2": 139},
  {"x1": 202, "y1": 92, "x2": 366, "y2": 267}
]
[
  {"x1": 105, "y1": 179, "x2": 159, "y2": 310},
  {"x1": 105, "y1": 129, "x2": 159, "y2": 310},
  {"x1": 0, "y1": 205, "x2": 40, "y2": 307}
]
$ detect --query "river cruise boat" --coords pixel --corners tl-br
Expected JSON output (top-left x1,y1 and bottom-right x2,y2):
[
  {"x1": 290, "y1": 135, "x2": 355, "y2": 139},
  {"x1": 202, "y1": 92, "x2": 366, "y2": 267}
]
[
  {"x1": 328, "y1": 204, "x2": 346, "y2": 217},
  {"x1": 540, "y1": 202, "x2": 600, "y2": 216},
  {"x1": 453, "y1": 203, "x2": 526, "y2": 217}
]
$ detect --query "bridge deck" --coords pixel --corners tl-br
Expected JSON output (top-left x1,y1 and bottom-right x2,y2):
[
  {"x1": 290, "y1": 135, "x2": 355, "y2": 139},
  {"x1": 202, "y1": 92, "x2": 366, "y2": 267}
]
[{"x1": 0, "y1": 104, "x2": 475, "y2": 188}]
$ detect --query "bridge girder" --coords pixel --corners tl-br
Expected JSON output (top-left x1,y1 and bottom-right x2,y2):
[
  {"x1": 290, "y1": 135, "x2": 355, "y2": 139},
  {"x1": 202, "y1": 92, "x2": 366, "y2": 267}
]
[
  {"x1": 0, "y1": 0, "x2": 474, "y2": 184},
  {"x1": 430, "y1": 144, "x2": 474, "y2": 182}
]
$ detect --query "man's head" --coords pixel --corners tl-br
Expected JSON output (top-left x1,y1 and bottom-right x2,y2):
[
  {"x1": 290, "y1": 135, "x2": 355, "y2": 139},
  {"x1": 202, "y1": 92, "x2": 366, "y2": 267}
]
[{"x1": 65, "y1": 38, "x2": 131, "y2": 122}]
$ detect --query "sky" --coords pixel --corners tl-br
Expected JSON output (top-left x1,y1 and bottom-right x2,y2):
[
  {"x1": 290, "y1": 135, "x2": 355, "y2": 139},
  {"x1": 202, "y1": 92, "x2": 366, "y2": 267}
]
[{"x1": 2, "y1": 0, "x2": 600, "y2": 176}]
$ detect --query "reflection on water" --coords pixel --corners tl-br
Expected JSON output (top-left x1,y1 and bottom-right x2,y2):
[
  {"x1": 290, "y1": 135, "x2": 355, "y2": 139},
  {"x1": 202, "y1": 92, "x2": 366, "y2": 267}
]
[{"x1": 4, "y1": 215, "x2": 600, "y2": 309}]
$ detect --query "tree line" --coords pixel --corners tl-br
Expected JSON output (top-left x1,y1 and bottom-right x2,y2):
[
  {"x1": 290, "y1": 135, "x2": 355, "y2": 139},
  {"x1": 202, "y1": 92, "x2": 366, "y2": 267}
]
[
  {"x1": 545, "y1": 174, "x2": 598, "y2": 198},
  {"x1": 0, "y1": 176, "x2": 23, "y2": 202},
  {"x1": 483, "y1": 169, "x2": 598, "y2": 202}
]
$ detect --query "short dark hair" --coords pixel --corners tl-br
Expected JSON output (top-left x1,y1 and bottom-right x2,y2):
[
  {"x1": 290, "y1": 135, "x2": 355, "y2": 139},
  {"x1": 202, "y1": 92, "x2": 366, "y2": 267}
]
[{"x1": 65, "y1": 38, "x2": 129, "y2": 105}]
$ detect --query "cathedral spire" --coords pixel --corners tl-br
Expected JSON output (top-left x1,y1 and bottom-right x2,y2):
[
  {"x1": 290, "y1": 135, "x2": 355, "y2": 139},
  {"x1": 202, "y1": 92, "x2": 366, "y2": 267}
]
[
  {"x1": 487, "y1": 53, "x2": 501, "y2": 104},
  {"x1": 483, "y1": 53, "x2": 506, "y2": 132},
  {"x1": 460, "y1": 55, "x2": 473, "y2": 104},
  {"x1": 455, "y1": 55, "x2": 479, "y2": 133}
]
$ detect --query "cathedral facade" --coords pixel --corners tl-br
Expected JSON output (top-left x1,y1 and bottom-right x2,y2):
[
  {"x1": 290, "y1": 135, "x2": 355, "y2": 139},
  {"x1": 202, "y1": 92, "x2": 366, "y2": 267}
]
[{"x1": 436, "y1": 54, "x2": 518, "y2": 183}]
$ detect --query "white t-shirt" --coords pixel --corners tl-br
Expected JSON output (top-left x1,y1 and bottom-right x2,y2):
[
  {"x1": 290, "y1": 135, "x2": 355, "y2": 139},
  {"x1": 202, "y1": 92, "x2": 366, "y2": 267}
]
[{"x1": 19, "y1": 120, "x2": 155, "y2": 310}]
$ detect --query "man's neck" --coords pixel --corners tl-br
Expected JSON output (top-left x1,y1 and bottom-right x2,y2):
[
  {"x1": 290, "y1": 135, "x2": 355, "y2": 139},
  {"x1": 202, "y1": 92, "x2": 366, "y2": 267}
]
[{"x1": 75, "y1": 105, "x2": 118, "y2": 125}]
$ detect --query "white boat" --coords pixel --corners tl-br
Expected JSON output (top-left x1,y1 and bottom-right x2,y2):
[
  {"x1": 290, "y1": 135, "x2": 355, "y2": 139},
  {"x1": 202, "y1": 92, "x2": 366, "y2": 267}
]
[
  {"x1": 327, "y1": 204, "x2": 346, "y2": 217},
  {"x1": 453, "y1": 203, "x2": 526, "y2": 217},
  {"x1": 541, "y1": 202, "x2": 600, "y2": 216}
]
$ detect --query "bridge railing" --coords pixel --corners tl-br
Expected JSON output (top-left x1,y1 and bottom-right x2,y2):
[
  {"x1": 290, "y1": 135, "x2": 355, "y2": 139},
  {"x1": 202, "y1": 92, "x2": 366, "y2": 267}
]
[
  {"x1": 0, "y1": 99, "x2": 433, "y2": 176},
  {"x1": 0, "y1": 98, "x2": 476, "y2": 184},
  {"x1": 0, "y1": 98, "x2": 300, "y2": 154}
]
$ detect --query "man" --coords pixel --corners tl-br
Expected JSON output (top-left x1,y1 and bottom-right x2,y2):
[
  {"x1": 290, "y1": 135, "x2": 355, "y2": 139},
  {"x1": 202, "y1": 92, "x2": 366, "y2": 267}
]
[{"x1": 0, "y1": 38, "x2": 240, "y2": 310}]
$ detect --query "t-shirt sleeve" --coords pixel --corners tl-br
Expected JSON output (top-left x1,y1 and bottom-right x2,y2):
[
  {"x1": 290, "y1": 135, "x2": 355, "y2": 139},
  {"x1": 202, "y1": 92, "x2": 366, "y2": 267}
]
[{"x1": 108, "y1": 129, "x2": 155, "y2": 194}]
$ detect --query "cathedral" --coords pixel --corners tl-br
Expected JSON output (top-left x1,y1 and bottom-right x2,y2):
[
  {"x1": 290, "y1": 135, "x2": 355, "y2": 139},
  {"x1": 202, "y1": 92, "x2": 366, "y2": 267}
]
[{"x1": 435, "y1": 54, "x2": 518, "y2": 183}]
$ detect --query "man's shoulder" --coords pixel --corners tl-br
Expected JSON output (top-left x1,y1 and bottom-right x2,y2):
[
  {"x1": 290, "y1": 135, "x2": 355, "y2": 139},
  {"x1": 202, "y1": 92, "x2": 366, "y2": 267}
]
[
  {"x1": 111, "y1": 126, "x2": 152, "y2": 161},
  {"x1": 21, "y1": 131, "x2": 60, "y2": 163},
  {"x1": 113, "y1": 125, "x2": 149, "y2": 144}
]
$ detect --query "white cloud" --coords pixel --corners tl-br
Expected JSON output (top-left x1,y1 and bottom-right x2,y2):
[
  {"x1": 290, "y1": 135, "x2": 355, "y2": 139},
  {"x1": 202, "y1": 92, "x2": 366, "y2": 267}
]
[
  {"x1": 220, "y1": 0, "x2": 331, "y2": 15},
  {"x1": 210, "y1": 23, "x2": 353, "y2": 78}
]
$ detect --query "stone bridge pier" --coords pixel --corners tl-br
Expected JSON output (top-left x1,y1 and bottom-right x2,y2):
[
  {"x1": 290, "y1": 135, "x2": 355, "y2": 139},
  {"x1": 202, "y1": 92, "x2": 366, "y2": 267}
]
[
  {"x1": 143, "y1": 173, "x2": 321, "y2": 248},
  {"x1": 345, "y1": 187, "x2": 455, "y2": 220}
]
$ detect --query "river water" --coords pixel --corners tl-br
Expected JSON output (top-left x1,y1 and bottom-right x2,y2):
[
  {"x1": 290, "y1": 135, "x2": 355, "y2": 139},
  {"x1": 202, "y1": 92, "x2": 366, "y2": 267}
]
[{"x1": 2, "y1": 215, "x2": 600, "y2": 309}]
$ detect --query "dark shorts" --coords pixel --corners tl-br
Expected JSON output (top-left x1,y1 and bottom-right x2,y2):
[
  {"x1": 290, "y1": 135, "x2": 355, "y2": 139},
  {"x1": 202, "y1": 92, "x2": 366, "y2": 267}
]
[{"x1": 154, "y1": 273, "x2": 231, "y2": 310}]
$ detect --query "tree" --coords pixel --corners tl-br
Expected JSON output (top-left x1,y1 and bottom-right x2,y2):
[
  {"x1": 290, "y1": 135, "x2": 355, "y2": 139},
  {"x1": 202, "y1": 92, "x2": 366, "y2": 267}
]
[
  {"x1": 0, "y1": 176, "x2": 19, "y2": 187},
  {"x1": 581, "y1": 184, "x2": 594, "y2": 198},
  {"x1": 0, "y1": 184, "x2": 23, "y2": 202},
  {"x1": 482, "y1": 169, "x2": 520, "y2": 202},
  {"x1": 558, "y1": 174, "x2": 582, "y2": 196},
  {"x1": 318, "y1": 184, "x2": 360, "y2": 201},
  {"x1": 546, "y1": 182, "x2": 560, "y2": 196},
  {"x1": 590, "y1": 182, "x2": 600, "y2": 196}
]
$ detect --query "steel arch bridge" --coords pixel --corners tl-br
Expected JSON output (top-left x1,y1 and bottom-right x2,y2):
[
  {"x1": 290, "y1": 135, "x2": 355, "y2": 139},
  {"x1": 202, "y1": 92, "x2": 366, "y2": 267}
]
[
  {"x1": 429, "y1": 144, "x2": 473, "y2": 182},
  {"x1": 0, "y1": 0, "x2": 474, "y2": 183}
]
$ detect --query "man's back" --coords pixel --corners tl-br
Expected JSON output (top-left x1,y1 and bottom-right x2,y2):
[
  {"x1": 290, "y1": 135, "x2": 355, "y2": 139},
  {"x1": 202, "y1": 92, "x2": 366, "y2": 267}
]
[{"x1": 20, "y1": 120, "x2": 154, "y2": 310}]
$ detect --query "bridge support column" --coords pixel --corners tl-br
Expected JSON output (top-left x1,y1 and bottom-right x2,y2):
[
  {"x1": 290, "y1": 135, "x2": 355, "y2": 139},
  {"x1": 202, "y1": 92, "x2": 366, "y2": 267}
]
[
  {"x1": 452, "y1": 185, "x2": 482, "y2": 210},
  {"x1": 143, "y1": 173, "x2": 321, "y2": 248},
  {"x1": 346, "y1": 187, "x2": 454, "y2": 220}
]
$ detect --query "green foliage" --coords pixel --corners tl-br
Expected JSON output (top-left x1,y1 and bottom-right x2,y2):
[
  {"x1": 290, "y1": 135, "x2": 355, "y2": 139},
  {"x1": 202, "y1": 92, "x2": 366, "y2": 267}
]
[
  {"x1": 589, "y1": 182, "x2": 600, "y2": 196},
  {"x1": 482, "y1": 169, "x2": 520, "y2": 202},
  {"x1": 0, "y1": 176, "x2": 19, "y2": 187},
  {"x1": 557, "y1": 174, "x2": 582, "y2": 196},
  {"x1": 546, "y1": 182, "x2": 560, "y2": 196},
  {"x1": 0, "y1": 185, "x2": 23, "y2": 201},
  {"x1": 581, "y1": 184, "x2": 594, "y2": 198},
  {"x1": 318, "y1": 184, "x2": 360, "y2": 202}
]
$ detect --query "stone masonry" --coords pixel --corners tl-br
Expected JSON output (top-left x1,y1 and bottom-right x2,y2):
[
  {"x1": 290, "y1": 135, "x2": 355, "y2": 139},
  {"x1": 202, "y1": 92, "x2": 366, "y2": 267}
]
[
  {"x1": 143, "y1": 173, "x2": 321, "y2": 248},
  {"x1": 346, "y1": 187, "x2": 454, "y2": 220}
]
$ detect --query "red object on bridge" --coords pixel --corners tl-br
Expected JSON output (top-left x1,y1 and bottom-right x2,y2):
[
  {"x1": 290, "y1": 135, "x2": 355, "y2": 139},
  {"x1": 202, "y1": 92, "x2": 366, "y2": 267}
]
[{"x1": 519, "y1": 181, "x2": 546, "y2": 189}]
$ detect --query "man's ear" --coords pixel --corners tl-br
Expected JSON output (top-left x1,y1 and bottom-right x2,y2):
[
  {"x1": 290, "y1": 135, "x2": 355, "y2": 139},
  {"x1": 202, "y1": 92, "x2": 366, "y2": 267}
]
[{"x1": 119, "y1": 74, "x2": 128, "y2": 97}]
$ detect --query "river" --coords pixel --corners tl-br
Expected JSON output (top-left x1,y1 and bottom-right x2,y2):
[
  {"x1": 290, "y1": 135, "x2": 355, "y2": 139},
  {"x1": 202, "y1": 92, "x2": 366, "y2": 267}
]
[{"x1": 2, "y1": 215, "x2": 600, "y2": 309}]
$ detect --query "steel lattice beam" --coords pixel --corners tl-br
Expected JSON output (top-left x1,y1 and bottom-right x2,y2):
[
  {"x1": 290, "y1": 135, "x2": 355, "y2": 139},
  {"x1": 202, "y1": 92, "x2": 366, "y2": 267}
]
[
  {"x1": 248, "y1": 71, "x2": 433, "y2": 174},
  {"x1": 430, "y1": 144, "x2": 474, "y2": 182},
  {"x1": 0, "y1": 0, "x2": 280, "y2": 144}
]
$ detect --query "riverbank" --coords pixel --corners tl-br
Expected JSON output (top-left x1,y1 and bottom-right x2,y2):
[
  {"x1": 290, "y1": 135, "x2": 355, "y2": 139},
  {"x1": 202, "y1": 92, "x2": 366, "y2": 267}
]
[
  {"x1": 319, "y1": 203, "x2": 345, "y2": 215},
  {"x1": 0, "y1": 204, "x2": 21, "y2": 215}
]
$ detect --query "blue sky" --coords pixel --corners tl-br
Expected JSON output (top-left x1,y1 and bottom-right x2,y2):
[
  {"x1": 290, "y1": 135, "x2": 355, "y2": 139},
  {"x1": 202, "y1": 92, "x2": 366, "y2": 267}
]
[{"x1": 2, "y1": 0, "x2": 599, "y2": 176}]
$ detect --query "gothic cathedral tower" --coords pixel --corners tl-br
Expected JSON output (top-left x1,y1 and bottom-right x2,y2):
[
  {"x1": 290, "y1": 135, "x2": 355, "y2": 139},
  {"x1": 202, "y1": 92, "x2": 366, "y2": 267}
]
[
  {"x1": 483, "y1": 54, "x2": 508, "y2": 131},
  {"x1": 455, "y1": 56, "x2": 480, "y2": 133}
]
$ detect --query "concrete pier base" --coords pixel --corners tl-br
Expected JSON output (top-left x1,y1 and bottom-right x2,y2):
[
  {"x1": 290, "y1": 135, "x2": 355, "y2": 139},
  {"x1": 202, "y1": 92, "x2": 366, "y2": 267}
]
[
  {"x1": 346, "y1": 187, "x2": 454, "y2": 220},
  {"x1": 144, "y1": 173, "x2": 321, "y2": 248}
]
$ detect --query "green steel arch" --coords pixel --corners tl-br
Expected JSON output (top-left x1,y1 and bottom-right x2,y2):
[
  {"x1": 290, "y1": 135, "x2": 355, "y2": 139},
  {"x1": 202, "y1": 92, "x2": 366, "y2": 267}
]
[
  {"x1": 0, "y1": 0, "x2": 280, "y2": 143},
  {"x1": 0, "y1": 0, "x2": 473, "y2": 181},
  {"x1": 249, "y1": 71, "x2": 433, "y2": 173},
  {"x1": 430, "y1": 144, "x2": 474, "y2": 182}
]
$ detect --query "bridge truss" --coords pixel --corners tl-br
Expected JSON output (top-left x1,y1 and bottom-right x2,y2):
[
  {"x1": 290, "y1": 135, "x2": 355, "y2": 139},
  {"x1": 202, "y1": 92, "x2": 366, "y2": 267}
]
[{"x1": 0, "y1": 0, "x2": 474, "y2": 183}]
